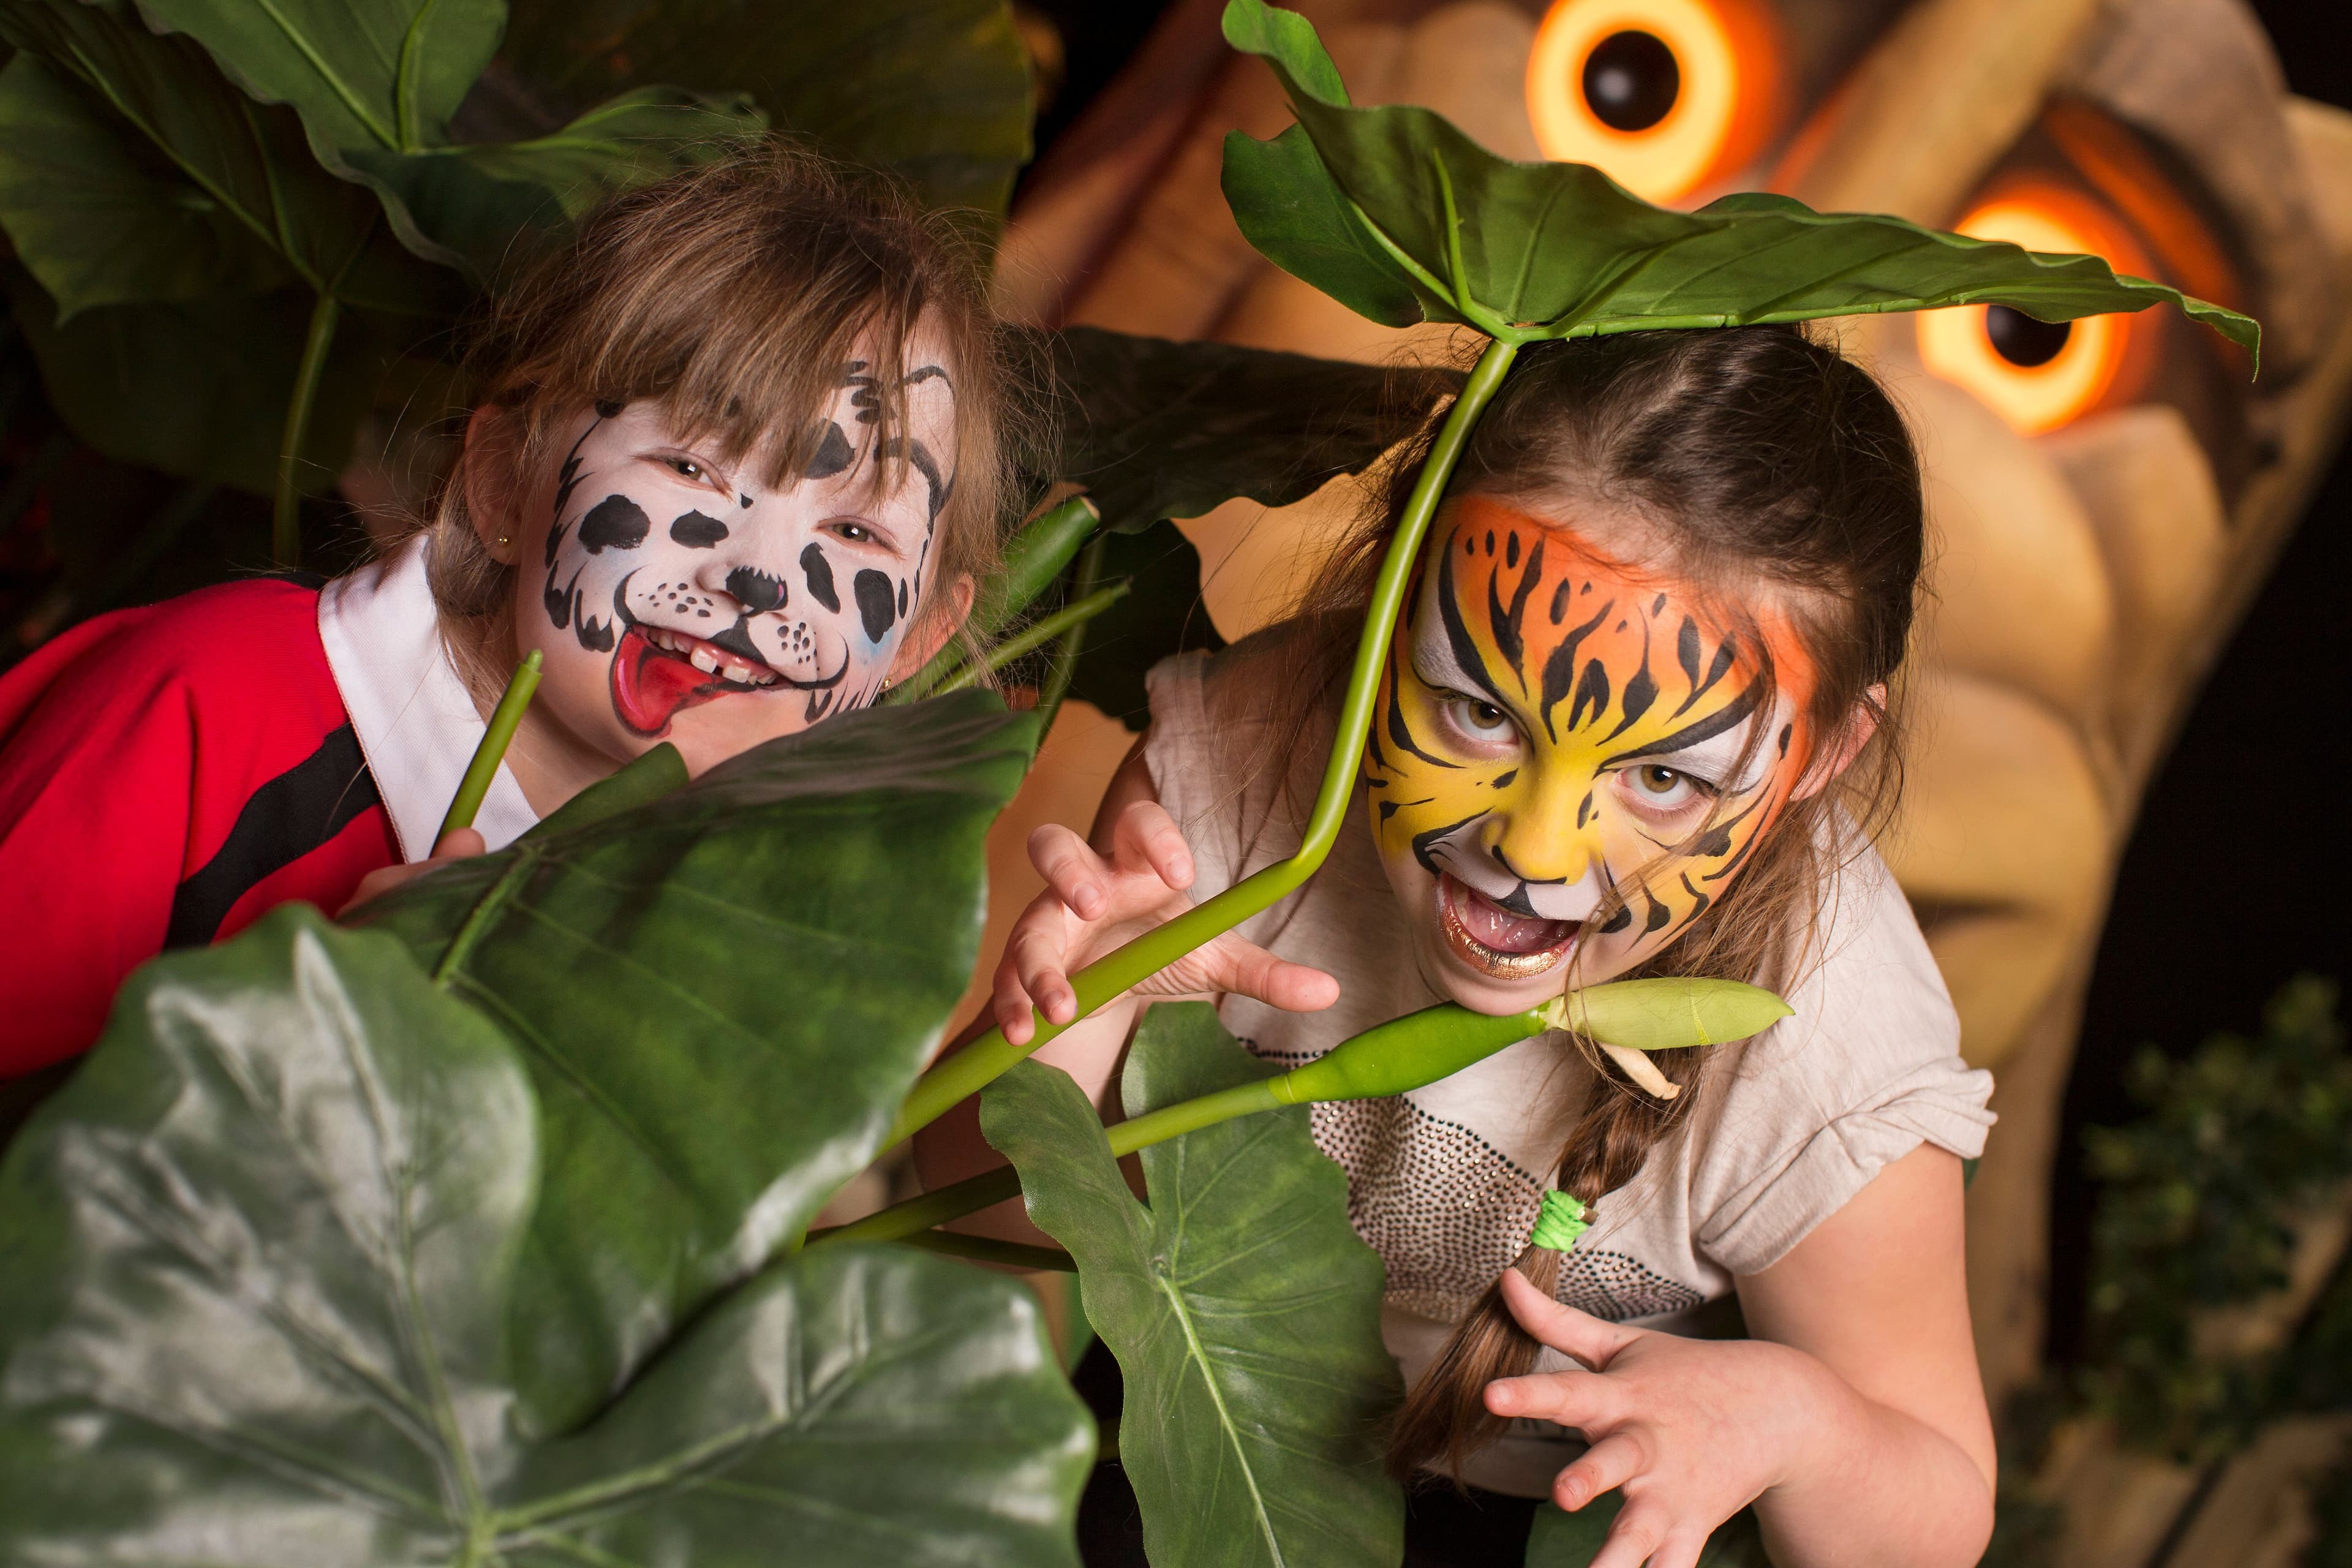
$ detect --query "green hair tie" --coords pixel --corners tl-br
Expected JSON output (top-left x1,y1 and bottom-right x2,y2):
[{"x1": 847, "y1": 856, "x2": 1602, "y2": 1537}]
[{"x1": 1528, "y1": 1189, "x2": 1589, "y2": 1253}]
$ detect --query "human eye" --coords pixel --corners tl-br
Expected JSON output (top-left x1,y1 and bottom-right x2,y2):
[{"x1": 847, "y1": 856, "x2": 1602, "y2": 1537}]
[
  {"x1": 827, "y1": 519, "x2": 878, "y2": 545},
  {"x1": 1616, "y1": 763, "x2": 1718, "y2": 815},
  {"x1": 1440, "y1": 693, "x2": 1520, "y2": 750}
]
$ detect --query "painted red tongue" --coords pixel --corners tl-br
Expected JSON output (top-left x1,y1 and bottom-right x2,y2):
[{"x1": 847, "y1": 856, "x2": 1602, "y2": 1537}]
[
  {"x1": 1457, "y1": 885, "x2": 1572, "y2": 954},
  {"x1": 612, "y1": 626, "x2": 721, "y2": 736}
]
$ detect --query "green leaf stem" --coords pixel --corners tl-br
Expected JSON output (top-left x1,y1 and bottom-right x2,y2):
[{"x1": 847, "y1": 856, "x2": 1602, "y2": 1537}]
[{"x1": 983, "y1": 1004, "x2": 1402, "y2": 1568}]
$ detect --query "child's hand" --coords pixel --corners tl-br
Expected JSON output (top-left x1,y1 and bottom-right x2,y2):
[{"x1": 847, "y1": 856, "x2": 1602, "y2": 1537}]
[
  {"x1": 994, "y1": 799, "x2": 1338, "y2": 1044},
  {"x1": 1483, "y1": 1268, "x2": 1840, "y2": 1568},
  {"x1": 337, "y1": 828, "x2": 488, "y2": 916}
]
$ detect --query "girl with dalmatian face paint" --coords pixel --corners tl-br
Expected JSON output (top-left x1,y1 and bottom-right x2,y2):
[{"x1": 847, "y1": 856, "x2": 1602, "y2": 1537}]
[
  {"x1": 925, "y1": 331, "x2": 2002, "y2": 1566},
  {"x1": 524, "y1": 342, "x2": 959, "y2": 767},
  {"x1": 0, "y1": 146, "x2": 1023, "y2": 1074}
]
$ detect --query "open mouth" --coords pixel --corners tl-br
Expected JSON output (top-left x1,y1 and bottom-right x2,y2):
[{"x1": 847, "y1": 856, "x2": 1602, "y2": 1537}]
[
  {"x1": 1436, "y1": 873, "x2": 1579, "y2": 980},
  {"x1": 611, "y1": 624, "x2": 780, "y2": 736}
]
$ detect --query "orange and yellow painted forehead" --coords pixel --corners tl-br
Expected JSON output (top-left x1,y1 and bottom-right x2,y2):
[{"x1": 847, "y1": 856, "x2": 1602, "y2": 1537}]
[{"x1": 1403, "y1": 497, "x2": 1815, "y2": 772}]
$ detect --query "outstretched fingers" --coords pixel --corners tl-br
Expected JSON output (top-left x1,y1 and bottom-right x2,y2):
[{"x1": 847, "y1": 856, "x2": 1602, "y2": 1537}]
[
  {"x1": 1108, "y1": 798, "x2": 1194, "y2": 892},
  {"x1": 1202, "y1": 933, "x2": 1340, "y2": 1014},
  {"x1": 1028, "y1": 823, "x2": 1115, "y2": 920},
  {"x1": 1500, "y1": 1265, "x2": 1641, "y2": 1369}
]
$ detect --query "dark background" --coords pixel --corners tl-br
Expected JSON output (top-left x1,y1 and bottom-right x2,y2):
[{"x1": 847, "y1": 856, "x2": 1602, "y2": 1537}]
[{"x1": 1014, "y1": 0, "x2": 2352, "y2": 1366}]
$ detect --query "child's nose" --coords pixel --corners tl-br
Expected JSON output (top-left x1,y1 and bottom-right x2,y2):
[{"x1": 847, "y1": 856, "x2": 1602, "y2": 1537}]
[
  {"x1": 1487, "y1": 773, "x2": 1600, "y2": 884},
  {"x1": 695, "y1": 557, "x2": 788, "y2": 615}
]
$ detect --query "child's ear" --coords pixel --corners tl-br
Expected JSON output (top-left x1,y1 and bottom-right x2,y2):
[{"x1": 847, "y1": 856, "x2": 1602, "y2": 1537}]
[
  {"x1": 888, "y1": 573, "x2": 976, "y2": 685},
  {"x1": 1791, "y1": 682, "x2": 1885, "y2": 801},
  {"x1": 463, "y1": 405, "x2": 525, "y2": 567}
]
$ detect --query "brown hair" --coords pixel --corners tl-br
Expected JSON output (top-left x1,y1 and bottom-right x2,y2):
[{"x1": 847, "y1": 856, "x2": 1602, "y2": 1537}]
[
  {"x1": 1272, "y1": 326, "x2": 1923, "y2": 1480},
  {"x1": 402, "y1": 140, "x2": 1035, "y2": 693}
]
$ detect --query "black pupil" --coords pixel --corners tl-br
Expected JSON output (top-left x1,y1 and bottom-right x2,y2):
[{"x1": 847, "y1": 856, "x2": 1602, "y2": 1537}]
[
  {"x1": 1582, "y1": 31, "x2": 1680, "y2": 133},
  {"x1": 1985, "y1": 304, "x2": 2073, "y2": 368}
]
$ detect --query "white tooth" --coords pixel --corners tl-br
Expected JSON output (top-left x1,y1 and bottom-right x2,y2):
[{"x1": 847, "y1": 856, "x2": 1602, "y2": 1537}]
[{"x1": 690, "y1": 647, "x2": 718, "y2": 674}]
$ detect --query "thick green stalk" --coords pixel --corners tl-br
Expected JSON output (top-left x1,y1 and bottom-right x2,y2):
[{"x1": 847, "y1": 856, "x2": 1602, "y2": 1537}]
[
  {"x1": 827, "y1": 996, "x2": 1559, "y2": 1251},
  {"x1": 937, "y1": 581, "x2": 1131, "y2": 693},
  {"x1": 439, "y1": 650, "x2": 543, "y2": 843},
  {"x1": 273, "y1": 290, "x2": 342, "y2": 571},
  {"x1": 886, "y1": 337, "x2": 1522, "y2": 1147}
]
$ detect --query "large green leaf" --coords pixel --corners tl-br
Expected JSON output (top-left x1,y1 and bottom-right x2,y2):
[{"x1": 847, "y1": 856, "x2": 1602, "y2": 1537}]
[
  {"x1": 0, "y1": 0, "x2": 455, "y2": 315},
  {"x1": 0, "y1": 52, "x2": 291, "y2": 318},
  {"x1": 131, "y1": 0, "x2": 761, "y2": 283},
  {"x1": 2, "y1": 268, "x2": 393, "y2": 493},
  {"x1": 1218, "y1": 0, "x2": 2261, "y2": 362},
  {"x1": 1033, "y1": 325, "x2": 1455, "y2": 534},
  {"x1": 0, "y1": 908, "x2": 1091, "y2": 1565},
  {"x1": 347, "y1": 692, "x2": 1036, "y2": 1431},
  {"x1": 339, "y1": 85, "x2": 766, "y2": 281},
  {"x1": 494, "y1": 0, "x2": 1033, "y2": 220},
  {"x1": 1059, "y1": 519, "x2": 1224, "y2": 729},
  {"x1": 984, "y1": 1002, "x2": 1404, "y2": 1568},
  {"x1": 136, "y1": 0, "x2": 504, "y2": 154}
]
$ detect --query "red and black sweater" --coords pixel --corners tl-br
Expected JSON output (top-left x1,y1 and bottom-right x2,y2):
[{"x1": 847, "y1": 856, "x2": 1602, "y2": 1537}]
[{"x1": 0, "y1": 577, "x2": 401, "y2": 1074}]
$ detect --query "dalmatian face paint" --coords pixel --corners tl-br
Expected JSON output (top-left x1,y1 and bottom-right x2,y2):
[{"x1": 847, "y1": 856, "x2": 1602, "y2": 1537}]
[
  {"x1": 1362, "y1": 496, "x2": 1821, "y2": 1014},
  {"x1": 526, "y1": 353, "x2": 955, "y2": 752}
]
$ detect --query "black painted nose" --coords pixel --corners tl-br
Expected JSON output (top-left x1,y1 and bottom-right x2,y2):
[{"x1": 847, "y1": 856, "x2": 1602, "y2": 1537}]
[{"x1": 725, "y1": 566, "x2": 787, "y2": 614}]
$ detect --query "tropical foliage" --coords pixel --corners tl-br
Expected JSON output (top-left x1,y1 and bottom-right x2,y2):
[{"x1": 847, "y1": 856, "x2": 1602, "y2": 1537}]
[{"x1": 0, "y1": 1, "x2": 2272, "y2": 1565}]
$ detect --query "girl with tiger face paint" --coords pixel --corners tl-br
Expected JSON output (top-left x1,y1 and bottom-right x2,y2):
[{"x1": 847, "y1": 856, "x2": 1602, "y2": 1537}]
[
  {"x1": 951, "y1": 329, "x2": 1999, "y2": 1550},
  {"x1": 1369, "y1": 496, "x2": 1825, "y2": 1013}
]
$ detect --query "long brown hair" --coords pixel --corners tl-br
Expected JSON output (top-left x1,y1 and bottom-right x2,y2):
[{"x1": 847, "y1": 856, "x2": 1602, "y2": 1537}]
[
  {"x1": 401, "y1": 140, "x2": 1038, "y2": 695},
  {"x1": 1269, "y1": 327, "x2": 1924, "y2": 1480}
]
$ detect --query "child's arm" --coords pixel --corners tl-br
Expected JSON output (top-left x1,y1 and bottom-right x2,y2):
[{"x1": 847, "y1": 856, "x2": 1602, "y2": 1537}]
[
  {"x1": 911, "y1": 735, "x2": 1338, "y2": 1241},
  {"x1": 1485, "y1": 1144, "x2": 1994, "y2": 1568}
]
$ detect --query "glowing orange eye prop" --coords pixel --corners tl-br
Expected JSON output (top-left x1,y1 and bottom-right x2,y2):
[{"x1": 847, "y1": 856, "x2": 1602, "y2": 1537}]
[
  {"x1": 1525, "y1": 0, "x2": 1781, "y2": 205},
  {"x1": 1916, "y1": 182, "x2": 2157, "y2": 435}
]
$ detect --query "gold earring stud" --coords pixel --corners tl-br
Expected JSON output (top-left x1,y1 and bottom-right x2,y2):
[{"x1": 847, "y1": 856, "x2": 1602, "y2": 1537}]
[{"x1": 495, "y1": 533, "x2": 511, "y2": 547}]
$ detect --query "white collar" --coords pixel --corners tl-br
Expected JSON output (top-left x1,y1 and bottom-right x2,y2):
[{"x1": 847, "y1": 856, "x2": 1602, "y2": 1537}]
[{"x1": 317, "y1": 535, "x2": 540, "y2": 862}]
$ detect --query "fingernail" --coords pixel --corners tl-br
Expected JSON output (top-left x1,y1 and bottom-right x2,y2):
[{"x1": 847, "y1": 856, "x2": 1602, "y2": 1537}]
[{"x1": 1559, "y1": 1480, "x2": 1586, "y2": 1509}]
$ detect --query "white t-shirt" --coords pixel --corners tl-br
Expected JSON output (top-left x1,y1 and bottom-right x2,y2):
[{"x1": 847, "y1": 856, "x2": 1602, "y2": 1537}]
[{"x1": 1142, "y1": 628, "x2": 1994, "y2": 1494}]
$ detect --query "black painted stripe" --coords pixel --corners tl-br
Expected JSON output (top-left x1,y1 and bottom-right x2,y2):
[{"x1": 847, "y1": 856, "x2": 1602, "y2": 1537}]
[{"x1": 165, "y1": 722, "x2": 383, "y2": 949}]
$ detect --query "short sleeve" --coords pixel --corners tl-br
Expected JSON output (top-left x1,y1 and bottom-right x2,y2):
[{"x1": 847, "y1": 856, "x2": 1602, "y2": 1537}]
[
  {"x1": 1142, "y1": 630, "x2": 1322, "y2": 909},
  {"x1": 1688, "y1": 846, "x2": 1996, "y2": 1277}
]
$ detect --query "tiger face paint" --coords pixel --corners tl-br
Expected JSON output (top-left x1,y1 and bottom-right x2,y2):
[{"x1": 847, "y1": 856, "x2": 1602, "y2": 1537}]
[
  {"x1": 1363, "y1": 496, "x2": 1819, "y2": 1013},
  {"x1": 520, "y1": 336, "x2": 955, "y2": 772}
]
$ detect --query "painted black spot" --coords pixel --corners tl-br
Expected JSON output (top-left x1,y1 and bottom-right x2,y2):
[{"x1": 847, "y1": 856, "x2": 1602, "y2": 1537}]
[
  {"x1": 1577, "y1": 791, "x2": 1594, "y2": 828},
  {"x1": 726, "y1": 567, "x2": 786, "y2": 614},
  {"x1": 670, "y1": 510, "x2": 729, "y2": 548},
  {"x1": 1777, "y1": 723, "x2": 1793, "y2": 756},
  {"x1": 800, "y1": 543, "x2": 840, "y2": 611},
  {"x1": 1505, "y1": 532, "x2": 1520, "y2": 568},
  {"x1": 853, "y1": 568, "x2": 897, "y2": 643},
  {"x1": 1483, "y1": 530, "x2": 1495, "y2": 556},
  {"x1": 1643, "y1": 899, "x2": 1673, "y2": 934},
  {"x1": 1652, "y1": 593, "x2": 1667, "y2": 614},
  {"x1": 575, "y1": 613, "x2": 613, "y2": 652},
  {"x1": 897, "y1": 578, "x2": 908, "y2": 616},
  {"x1": 739, "y1": 493, "x2": 753, "y2": 509},
  {"x1": 1551, "y1": 579, "x2": 1572, "y2": 624},
  {"x1": 1604, "y1": 644, "x2": 1659, "y2": 742},
  {"x1": 1464, "y1": 535, "x2": 1476, "y2": 556},
  {"x1": 1492, "y1": 770, "x2": 1518, "y2": 789},
  {"x1": 1676, "y1": 616, "x2": 1701, "y2": 688},
  {"x1": 805, "y1": 420, "x2": 855, "y2": 479},
  {"x1": 1378, "y1": 801, "x2": 1403, "y2": 823},
  {"x1": 1599, "y1": 905, "x2": 1634, "y2": 935},
  {"x1": 579, "y1": 493, "x2": 650, "y2": 552},
  {"x1": 594, "y1": 398, "x2": 623, "y2": 418}
]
